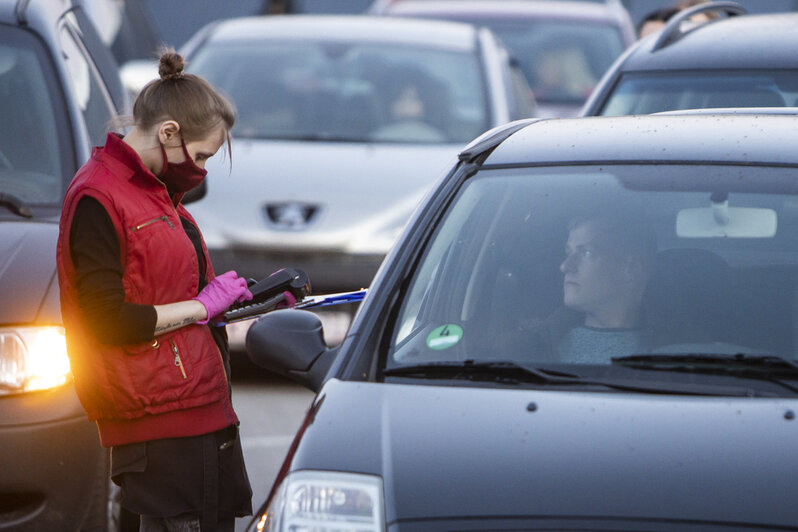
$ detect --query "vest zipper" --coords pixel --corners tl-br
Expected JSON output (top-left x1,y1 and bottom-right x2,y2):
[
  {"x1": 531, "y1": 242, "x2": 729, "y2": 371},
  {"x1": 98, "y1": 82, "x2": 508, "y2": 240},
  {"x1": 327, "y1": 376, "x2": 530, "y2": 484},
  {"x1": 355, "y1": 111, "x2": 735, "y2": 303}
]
[
  {"x1": 170, "y1": 338, "x2": 187, "y2": 379},
  {"x1": 132, "y1": 215, "x2": 175, "y2": 232},
  {"x1": 157, "y1": 181, "x2": 203, "y2": 292},
  {"x1": 213, "y1": 337, "x2": 229, "y2": 385}
]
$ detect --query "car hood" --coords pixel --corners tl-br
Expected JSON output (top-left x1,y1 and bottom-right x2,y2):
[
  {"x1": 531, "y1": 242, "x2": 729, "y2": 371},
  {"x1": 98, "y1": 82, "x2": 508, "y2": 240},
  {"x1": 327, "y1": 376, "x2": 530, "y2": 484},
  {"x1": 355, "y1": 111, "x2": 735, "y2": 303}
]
[
  {"x1": 286, "y1": 379, "x2": 798, "y2": 527},
  {"x1": 188, "y1": 139, "x2": 458, "y2": 254},
  {"x1": 0, "y1": 220, "x2": 60, "y2": 324}
]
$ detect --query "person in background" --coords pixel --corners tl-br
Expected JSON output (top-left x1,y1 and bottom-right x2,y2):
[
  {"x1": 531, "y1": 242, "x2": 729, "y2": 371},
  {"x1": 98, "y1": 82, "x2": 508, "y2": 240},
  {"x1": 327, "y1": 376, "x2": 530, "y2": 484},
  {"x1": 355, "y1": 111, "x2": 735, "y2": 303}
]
[
  {"x1": 262, "y1": 0, "x2": 294, "y2": 14},
  {"x1": 370, "y1": 66, "x2": 449, "y2": 142},
  {"x1": 57, "y1": 49, "x2": 255, "y2": 531},
  {"x1": 637, "y1": 0, "x2": 715, "y2": 38},
  {"x1": 637, "y1": 6, "x2": 680, "y2": 37}
]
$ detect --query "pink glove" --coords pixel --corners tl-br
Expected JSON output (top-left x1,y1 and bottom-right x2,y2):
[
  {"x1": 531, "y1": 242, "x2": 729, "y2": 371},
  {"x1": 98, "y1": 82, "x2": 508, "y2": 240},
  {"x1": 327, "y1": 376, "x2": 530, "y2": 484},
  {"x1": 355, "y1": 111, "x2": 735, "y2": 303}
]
[
  {"x1": 276, "y1": 290, "x2": 297, "y2": 309},
  {"x1": 194, "y1": 271, "x2": 253, "y2": 325}
]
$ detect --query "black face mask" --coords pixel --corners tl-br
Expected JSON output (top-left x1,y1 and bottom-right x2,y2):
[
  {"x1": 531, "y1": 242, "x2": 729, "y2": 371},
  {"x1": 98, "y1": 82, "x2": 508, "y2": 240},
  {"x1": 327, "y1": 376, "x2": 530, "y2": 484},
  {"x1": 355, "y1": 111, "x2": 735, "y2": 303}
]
[{"x1": 159, "y1": 138, "x2": 207, "y2": 193}]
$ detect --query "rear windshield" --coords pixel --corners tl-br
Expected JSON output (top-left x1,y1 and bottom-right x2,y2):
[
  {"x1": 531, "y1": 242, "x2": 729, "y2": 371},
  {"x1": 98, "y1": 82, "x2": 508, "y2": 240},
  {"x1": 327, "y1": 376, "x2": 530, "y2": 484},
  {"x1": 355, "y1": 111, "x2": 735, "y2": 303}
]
[
  {"x1": 0, "y1": 24, "x2": 72, "y2": 205},
  {"x1": 600, "y1": 71, "x2": 798, "y2": 116},
  {"x1": 477, "y1": 20, "x2": 626, "y2": 105},
  {"x1": 189, "y1": 40, "x2": 489, "y2": 144}
]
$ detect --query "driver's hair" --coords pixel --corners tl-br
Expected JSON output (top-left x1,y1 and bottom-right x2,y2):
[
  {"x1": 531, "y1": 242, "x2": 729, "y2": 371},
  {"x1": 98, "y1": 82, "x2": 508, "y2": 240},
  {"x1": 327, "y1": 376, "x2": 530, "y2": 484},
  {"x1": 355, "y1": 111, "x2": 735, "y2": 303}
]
[{"x1": 567, "y1": 212, "x2": 657, "y2": 270}]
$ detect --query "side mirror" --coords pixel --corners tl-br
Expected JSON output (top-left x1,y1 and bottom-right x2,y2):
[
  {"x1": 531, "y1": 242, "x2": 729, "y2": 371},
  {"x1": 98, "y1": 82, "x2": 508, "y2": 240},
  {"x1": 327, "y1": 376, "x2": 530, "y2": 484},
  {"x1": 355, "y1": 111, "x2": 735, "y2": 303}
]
[{"x1": 245, "y1": 310, "x2": 337, "y2": 392}]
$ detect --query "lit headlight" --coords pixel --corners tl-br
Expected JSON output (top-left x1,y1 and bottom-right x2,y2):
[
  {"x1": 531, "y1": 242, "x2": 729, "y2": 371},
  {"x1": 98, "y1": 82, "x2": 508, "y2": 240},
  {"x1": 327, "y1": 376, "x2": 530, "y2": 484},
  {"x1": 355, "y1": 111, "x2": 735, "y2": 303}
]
[
  {"x1": 0, "y1": 326, "x2": 71, "y2": 394},
  {"x1": 254, "y1": 471, "x2": 385, "y2": 532}
]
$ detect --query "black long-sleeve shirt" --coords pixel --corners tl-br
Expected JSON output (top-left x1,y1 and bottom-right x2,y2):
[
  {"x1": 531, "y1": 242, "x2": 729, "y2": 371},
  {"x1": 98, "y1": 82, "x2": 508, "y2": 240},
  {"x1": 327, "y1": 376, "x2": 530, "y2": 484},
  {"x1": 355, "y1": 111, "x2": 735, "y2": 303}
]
[{"x1": 69, "y1": 196, "x2": 157, "y2": 343}]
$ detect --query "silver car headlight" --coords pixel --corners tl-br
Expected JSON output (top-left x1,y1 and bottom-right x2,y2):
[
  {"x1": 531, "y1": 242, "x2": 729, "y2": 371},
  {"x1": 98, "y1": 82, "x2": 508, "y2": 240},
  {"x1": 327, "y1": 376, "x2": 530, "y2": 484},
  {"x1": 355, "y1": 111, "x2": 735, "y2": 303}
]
[
  {"x1": 0, "y1": 326, "x2": 71, "y2": 394},
  {"x1": 253, "y1": 471, "x2": 385, "y2": 532}
]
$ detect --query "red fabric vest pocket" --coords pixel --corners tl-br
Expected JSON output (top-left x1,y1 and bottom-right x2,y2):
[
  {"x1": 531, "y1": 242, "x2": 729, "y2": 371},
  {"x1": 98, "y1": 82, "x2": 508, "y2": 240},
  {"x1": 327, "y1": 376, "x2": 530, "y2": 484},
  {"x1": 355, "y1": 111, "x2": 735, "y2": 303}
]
[{"x1": 123, "y1": 336, "x2": 194, "y2": 410}]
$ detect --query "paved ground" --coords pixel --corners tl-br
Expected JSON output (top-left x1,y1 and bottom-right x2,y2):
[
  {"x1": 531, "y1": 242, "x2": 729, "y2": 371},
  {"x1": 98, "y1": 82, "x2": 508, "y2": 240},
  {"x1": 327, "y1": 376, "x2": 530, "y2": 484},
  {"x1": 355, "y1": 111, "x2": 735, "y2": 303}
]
[{"x1": 231, "y1": 364, "x2": 315, "y2": 531}]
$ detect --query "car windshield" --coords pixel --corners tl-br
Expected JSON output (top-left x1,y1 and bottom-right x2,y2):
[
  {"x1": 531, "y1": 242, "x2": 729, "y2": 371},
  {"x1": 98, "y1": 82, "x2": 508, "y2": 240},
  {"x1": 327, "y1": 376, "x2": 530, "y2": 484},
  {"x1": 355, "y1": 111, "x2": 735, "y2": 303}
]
[
  {"x1": 0, "y1": 25, "x2": 71, "y2": 206},
  {"x1": 389, "y1": 164, "x2": 798, "y2": 381},
  {"x1": 600, "y1": 71, "x2": 798, "y2": 115},
  {"x1": 189, "y1": 39, "x2": 489, "y2": 144},
  {"x1": 479, "y1": 20, "x2": 625, "y2": 104}
]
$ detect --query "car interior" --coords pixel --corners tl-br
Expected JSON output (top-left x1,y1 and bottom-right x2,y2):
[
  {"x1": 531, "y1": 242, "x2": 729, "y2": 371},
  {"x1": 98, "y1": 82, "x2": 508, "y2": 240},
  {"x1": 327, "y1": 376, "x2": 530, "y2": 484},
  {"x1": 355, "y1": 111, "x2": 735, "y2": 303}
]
[
  {"x1": 0, "y1": 39, "x2": 64, "y2": 204},
  {"x1": 191, "y1": 41, "x2": 488, "y2": 144},
  {"x1": 600, "y1": 71, "x2": 798, "y2": 116},
  {"x1": 390, "y1": 165, "x2": 798, "y2": 366}
]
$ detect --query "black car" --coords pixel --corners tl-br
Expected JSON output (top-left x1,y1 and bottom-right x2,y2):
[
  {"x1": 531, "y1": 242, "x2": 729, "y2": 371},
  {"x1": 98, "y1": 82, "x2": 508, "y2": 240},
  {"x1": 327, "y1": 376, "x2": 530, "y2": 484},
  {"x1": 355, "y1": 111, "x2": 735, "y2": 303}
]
[
  {"x1": 581, "y1": 1, "x2": 798, "y2": 116},
  {"x1": 0, "y1": 0, "x2": 126, "y2": 530},
  {"x1": 245, "y1": 112, "x2": 798, "y2": 531}
]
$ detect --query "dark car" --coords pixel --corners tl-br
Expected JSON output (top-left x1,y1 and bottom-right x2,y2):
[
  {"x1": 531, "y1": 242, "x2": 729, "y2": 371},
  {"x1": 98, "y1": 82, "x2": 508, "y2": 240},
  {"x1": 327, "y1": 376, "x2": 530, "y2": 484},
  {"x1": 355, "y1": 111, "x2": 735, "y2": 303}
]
[
  {"x1": 0, "y1": 0, "x2": 127, "y2": 530},
  {"x1": 581, "y1": 1, "x2": 798, "y2": 116},
  {"x1": 377, "y1": 0, "x2": 634, "y2": 117},
  {"x1": 244, "y1": 111, "x2": 798, "y2": 531}
]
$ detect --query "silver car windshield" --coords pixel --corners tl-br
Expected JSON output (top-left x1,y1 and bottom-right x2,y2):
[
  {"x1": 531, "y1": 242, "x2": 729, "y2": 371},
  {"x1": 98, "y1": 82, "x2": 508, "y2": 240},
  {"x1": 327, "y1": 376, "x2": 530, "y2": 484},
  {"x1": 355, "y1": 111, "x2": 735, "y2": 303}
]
[
  {"x1": 600, "y1": 71, "x2": 798, "y2": 116},
  {"x1": 390, "y1": 165, "x2": 798, "y2": 366},
  {"x1": 0, "y1": 27, "x2": 69, "y2": 205},
  {"x1": 189, "y1": 40, "x2": 489, "y2": 144}
]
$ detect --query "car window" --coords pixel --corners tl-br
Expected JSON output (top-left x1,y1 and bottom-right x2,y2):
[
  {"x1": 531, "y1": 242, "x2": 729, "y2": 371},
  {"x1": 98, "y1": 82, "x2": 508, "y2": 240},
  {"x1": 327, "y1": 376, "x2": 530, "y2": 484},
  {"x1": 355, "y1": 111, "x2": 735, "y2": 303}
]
[
  {"x1": 600, "y1": 71, "x2": 798, "y2": 116},
  {"x1": 59, "y1": 21, "x2": 116, "y2": 146},
  {"x1": 506, "y1": 59, "x2": 537, "y2": 120},
  {"x1": 479, "y1": 20, "x2": 625, "y2": 105},
  {"x1": 0, "y1": 24, "x2": 73, "y2": 205},
  {"x1": 389, "y1": 165, "x2": 798, "y2": 368},
  {"x1": 68, "y1": 6, "x2": 130, "y2": 112},
  {"x1": 189, "y1": 40, "x2": 489, "y2": 144}
]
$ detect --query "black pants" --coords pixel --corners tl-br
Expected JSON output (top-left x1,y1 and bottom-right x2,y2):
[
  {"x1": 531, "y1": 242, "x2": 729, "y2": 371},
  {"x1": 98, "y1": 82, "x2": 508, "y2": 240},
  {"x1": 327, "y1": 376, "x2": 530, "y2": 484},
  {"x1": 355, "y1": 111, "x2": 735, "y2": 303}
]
[{"x1": 112, "y1": 426, "x2": 252, "y2": 532}]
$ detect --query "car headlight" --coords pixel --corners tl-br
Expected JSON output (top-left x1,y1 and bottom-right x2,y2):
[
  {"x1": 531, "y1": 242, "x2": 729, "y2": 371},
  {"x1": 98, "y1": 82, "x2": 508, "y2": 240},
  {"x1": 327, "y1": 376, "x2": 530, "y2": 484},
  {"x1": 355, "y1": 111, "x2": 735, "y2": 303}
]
[
  {"x1": 253, "y1": 471, "x2": 385, "y2": 532},
  {"x1": 0, "y1": 326, "x2": 71, "y2": 394}
]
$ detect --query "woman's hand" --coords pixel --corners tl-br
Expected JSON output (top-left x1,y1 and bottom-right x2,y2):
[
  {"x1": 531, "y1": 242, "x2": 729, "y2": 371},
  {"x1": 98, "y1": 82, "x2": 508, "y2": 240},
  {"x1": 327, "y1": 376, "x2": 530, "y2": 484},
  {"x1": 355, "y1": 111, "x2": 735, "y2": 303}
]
[{"x1": 194, "y1": 271, "x2": 253, "y2": 324}]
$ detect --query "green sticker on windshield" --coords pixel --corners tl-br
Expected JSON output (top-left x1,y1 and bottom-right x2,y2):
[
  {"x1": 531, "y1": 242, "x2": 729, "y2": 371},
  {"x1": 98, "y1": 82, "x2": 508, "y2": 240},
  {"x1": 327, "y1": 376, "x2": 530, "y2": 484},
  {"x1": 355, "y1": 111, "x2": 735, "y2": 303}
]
[{"x1": 426, "y1": 324, "x2": 464, "y2": 351}]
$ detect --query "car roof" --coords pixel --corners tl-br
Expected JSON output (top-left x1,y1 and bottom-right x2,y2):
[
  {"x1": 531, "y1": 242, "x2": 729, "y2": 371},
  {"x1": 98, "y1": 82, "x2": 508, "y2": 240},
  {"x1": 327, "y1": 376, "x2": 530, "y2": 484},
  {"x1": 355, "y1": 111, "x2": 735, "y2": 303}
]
[
  {"x1": 0, "y1": 0, "x2": 59, "y2": 28},
  {"x1": 623, "y1": 13, "x2": 798, "y2": 71},
  {"x1": 481, "y1": 114, "x2": 798, "y2": 166},
  {"x1": 0, "y1": 1, "x2": 16, "y2": 22},
  {"x1": 384, "y1": 0, "x2": 627, "y2": 24},
  {"x1": 2, "y1": 0, "x2": 128, "y2": 112},
  {"x1": 204, "y1": 15, "x2": 479, "y2": 51}
]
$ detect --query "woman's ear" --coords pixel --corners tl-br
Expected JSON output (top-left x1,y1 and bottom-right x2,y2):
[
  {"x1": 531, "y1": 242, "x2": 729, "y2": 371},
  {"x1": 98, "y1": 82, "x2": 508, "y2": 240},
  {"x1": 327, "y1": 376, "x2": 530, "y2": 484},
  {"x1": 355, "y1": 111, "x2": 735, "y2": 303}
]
[{"x1": 157, "y1": 120, "x2": 181, "y2": 145}]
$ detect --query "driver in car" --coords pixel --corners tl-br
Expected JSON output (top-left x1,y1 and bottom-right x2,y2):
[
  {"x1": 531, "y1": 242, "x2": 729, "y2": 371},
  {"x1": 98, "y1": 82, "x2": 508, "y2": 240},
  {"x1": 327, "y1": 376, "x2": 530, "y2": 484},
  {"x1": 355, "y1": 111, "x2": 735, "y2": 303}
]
[{"x1": 525, "y1": 212, "x2": 657, "y2": 363}]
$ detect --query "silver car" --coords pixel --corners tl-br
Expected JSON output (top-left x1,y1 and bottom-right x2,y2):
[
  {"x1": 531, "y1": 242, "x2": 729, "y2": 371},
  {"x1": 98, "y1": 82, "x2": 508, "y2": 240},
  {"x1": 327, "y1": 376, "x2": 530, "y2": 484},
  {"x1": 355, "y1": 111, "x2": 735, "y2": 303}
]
[
  {"x1": 375, "y1": 0, "x2": 635, "y2": 117},
  {"x1": 184, "y1": 15, "x2": 535, "y2": 293}
]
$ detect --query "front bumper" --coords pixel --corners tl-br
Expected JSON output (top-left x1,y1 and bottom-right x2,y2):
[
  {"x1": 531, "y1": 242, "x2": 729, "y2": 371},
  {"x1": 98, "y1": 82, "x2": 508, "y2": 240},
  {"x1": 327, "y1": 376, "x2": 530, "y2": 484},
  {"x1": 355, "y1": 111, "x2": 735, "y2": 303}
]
[{"x1": 0, "y1": 384, "x2": 104, "y2": 531}]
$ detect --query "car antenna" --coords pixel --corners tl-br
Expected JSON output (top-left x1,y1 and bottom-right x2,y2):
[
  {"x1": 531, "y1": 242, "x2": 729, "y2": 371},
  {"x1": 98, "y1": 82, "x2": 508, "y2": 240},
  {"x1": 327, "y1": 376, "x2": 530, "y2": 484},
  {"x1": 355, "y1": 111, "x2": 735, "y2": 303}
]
[{"x1": 651, "y1": 1, "x2": 746, "y2": 53}]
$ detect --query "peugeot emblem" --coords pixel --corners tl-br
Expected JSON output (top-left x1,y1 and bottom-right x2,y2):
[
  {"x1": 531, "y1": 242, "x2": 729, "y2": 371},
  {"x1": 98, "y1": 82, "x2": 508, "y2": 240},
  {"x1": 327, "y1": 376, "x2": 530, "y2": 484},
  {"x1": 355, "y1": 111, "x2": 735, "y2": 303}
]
[{"x1": 264, "y1": 203, "x2": 319, "y2": 229}]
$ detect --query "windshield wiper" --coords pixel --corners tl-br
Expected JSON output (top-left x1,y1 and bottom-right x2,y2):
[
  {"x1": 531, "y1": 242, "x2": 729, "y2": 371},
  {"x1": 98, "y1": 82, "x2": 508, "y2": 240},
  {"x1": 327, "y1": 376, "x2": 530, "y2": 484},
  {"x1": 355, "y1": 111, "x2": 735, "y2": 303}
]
[
  {"x1": 383, "y1": 360, "x2": 579, "y2": 384},
  {"x1": 382, "y1": 360, "x2": 768, "y2": 396},
  {"x1": 612, "y1": 354, "x2": 798, "y2": 393},
  {"x1": 0, "y1": 193, "x2": 32, "y2": 218}
]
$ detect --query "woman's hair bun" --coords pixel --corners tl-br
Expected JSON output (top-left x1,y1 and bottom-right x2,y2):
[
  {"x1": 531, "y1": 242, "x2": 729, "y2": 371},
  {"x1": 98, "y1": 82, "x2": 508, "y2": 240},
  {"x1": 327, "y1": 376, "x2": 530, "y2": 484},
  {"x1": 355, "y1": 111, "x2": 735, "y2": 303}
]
[{"x1": 158, "y1": 49, "x2": 185, "y2": 81}]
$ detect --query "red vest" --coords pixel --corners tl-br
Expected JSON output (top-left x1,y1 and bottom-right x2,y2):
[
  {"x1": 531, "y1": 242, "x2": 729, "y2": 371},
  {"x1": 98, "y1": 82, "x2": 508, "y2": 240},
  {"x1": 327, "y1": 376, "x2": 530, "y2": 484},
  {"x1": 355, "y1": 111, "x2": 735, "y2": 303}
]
[{"x1": 57, "y1": 133, "x2": 237, "y2": 447}]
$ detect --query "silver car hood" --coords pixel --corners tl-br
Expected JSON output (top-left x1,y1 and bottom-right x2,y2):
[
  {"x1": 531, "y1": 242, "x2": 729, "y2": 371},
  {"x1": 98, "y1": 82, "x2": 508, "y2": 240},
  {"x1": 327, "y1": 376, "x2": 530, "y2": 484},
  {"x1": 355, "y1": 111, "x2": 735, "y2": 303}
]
[
  {"x1": 189, "y1": 139, "x2": 458, "y2": 254},
  {"x1": 0, "y1": 221, "x2": 58, "y2": 324}
]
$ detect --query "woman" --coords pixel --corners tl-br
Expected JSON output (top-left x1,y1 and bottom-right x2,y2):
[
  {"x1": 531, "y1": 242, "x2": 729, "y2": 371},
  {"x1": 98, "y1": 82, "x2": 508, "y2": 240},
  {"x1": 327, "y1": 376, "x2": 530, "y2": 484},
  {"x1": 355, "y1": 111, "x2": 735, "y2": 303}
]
[{"x1": 57, "y1": 50, "x2": 253, "y2": 531}]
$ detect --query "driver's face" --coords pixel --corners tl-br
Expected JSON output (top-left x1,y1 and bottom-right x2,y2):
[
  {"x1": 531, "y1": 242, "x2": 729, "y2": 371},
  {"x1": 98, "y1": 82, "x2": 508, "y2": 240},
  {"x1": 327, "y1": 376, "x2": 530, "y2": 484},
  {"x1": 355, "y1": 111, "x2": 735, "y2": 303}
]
[{"x1": 560, "y1": 221, "x2": 629, "y2": 314}]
